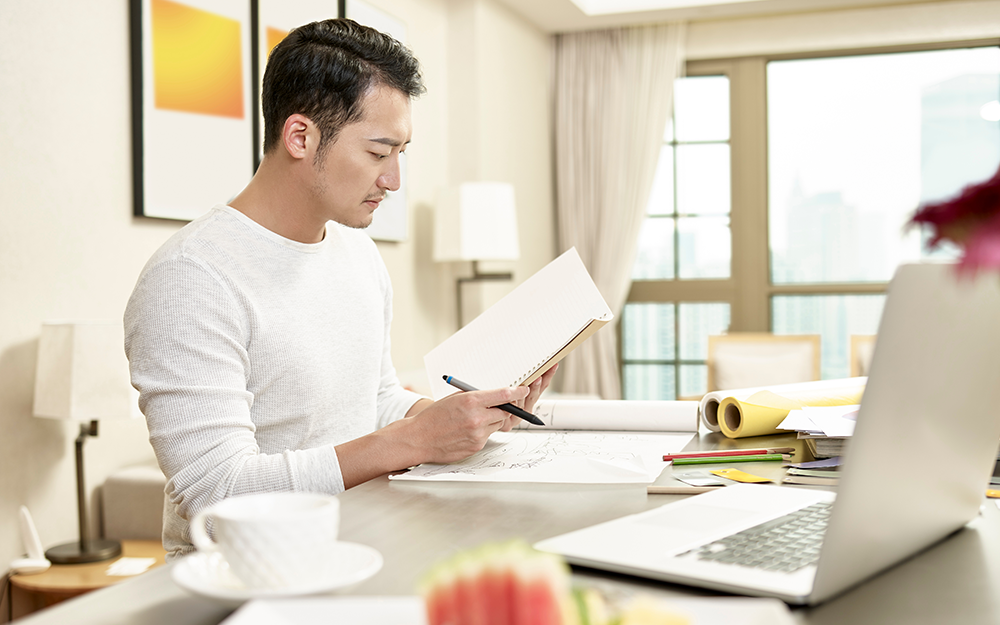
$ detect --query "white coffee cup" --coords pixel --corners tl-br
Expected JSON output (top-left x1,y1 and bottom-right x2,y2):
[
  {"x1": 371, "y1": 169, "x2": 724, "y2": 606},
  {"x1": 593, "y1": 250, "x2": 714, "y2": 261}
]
[{"x1": 189, "y1": 492, "x2": 340, "y2": 590}]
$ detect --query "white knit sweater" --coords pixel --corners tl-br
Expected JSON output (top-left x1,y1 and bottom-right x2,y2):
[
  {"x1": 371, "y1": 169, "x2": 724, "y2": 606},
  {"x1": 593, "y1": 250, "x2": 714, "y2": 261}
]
[{"x1": 124, "y1": 205, "x2": 423, "y2": 557}]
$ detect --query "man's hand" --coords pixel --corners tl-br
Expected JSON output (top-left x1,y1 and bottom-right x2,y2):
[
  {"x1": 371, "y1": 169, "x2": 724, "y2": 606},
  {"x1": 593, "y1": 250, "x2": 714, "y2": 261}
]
[
  {"x1": 338, "y1": 368, "x2": 558, "y2": 489},
  {"x1": 406, "y1": 385, "x2": 530, "y2": 462},
  {"x1": 338, "y1": 385, "x2": 530, "y2": 488},
  {"x1": 498, "y1": 363, "x2": 559, "y2": 432}
]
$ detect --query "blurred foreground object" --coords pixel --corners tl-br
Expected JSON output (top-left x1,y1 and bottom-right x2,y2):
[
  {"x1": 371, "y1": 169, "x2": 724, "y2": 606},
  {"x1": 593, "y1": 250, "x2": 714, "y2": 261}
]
[
  {"x1": 910, "y1": 164, "x2": 1000, "y2": 274},
  {"x1": 418, "y1": 540, "x2": 690, "y2": 625}
]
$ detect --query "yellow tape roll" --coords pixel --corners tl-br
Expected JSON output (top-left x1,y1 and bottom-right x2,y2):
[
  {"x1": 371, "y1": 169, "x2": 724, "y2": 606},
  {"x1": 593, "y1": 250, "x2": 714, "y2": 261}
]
[{"x1": 718, "y1": 385, "x2": 866, "y2": 439}]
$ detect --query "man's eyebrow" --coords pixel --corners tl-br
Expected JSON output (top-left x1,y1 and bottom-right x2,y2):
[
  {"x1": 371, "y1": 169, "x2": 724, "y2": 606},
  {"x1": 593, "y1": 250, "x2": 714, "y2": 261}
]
[{"x1": 368, "y1": 137, "x2": 410, "y2": 147}]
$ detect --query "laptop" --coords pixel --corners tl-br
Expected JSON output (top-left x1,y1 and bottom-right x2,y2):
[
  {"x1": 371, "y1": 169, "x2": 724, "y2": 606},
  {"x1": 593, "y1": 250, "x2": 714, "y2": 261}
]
[{"x1": 535, "y1": 262, "x2": 1000, "y2": 605}]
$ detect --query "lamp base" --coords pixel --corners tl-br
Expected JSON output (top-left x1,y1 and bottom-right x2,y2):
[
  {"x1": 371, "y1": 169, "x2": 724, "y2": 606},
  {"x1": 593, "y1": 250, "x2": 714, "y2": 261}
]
[{"x1": 45, "y1": 539, "x2": 122, "y2": 564}]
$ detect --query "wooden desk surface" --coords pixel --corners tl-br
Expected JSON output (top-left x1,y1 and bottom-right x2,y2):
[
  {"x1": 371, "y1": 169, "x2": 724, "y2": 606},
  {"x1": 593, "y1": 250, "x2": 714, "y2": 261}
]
[{"x1": 13, "y1": 432, "x2": 1000, "y2": 625}]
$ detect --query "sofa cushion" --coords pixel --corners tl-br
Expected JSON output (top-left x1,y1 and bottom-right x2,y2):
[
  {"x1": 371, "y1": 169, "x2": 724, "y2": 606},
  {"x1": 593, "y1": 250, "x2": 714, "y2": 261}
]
[{"x1": 100, "y1": 463, "x2": 166, "y2": 541}]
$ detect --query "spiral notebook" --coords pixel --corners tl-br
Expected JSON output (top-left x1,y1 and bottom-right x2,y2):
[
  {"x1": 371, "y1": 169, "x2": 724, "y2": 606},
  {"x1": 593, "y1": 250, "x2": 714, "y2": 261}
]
[{"x1": 424, "y1": 247, "x2": 613, "y2": 400}]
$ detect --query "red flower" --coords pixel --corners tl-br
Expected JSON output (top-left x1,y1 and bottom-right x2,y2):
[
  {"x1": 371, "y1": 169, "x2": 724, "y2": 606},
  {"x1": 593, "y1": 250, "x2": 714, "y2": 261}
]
[{"x1": 909, "y1": 164, "x2": 1000, "y2": 273}]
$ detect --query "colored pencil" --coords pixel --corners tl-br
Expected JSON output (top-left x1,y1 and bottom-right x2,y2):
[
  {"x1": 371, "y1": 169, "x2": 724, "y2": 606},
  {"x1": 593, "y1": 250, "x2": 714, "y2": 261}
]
[
  {"x1": 671, "y1": 454, "x2": 788, "y2": 465},
  {"x1": 663, "y1": 447, "x2": 794, "y2": 461}
]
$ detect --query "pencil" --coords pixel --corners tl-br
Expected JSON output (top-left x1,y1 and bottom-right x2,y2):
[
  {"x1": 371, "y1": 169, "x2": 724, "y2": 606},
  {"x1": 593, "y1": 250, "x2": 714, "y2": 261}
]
[
  {"x1": 442, "y1": 375, "x2": 545, "y2": 426},
  {"x1": 647, "y1": 485, "x2": 726, "y2": 494},
  {"x1": 671, "y1": 454, "x2": 788, "y2": 465},
  {"x1": 663, "y1": 447, "x2": 794, "y2": 461}
]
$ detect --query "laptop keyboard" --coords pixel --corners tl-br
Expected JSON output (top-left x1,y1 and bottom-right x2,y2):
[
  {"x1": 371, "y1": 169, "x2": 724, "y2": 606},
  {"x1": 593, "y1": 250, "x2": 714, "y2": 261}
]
[{"x1": 685, "y1": 501, "x2": 832, "y2": 573}]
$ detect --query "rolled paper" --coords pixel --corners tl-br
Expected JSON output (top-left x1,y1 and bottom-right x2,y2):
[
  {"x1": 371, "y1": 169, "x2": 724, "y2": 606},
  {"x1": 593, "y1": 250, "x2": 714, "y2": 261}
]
[
  {"x1": 717, "y1": 383, "x2": 867, "y2": 439},
  {"x1": 515, "y1": 399, "x2": 699, "y2": 432},
  {"x1": 699, "y1": 377, "x2": 867, "y2": 433}
]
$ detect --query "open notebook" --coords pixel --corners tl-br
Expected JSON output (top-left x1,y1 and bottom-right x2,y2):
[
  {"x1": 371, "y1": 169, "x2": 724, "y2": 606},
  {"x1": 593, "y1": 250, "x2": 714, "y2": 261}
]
[{"x1": 424, "y1": 247, "x2": 613, "y2": 400}]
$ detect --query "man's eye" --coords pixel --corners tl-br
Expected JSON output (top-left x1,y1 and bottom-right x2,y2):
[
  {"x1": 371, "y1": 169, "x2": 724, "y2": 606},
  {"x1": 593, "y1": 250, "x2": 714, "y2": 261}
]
[{"x1": 372, "y1": 152, "x2": 389, "y2": 160}]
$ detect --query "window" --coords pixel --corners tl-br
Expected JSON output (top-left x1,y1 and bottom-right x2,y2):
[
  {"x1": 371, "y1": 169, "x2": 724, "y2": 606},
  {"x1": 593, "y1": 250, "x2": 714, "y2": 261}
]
[
  {"x1": 624, "y1": 75, "x2": 732, "y2": 400},
  {"x1": 768, "y1": 47, "x2": 1000, "y2": 285},
  {"x1": 623, "y1": 44, "x2": 1000, "y2": 399}
]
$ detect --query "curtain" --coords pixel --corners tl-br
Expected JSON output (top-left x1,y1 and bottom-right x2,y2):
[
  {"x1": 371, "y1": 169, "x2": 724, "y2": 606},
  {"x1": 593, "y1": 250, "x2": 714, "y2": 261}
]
[{"x1": 553, "y1": 23, "x2": 685, "y2": 399}]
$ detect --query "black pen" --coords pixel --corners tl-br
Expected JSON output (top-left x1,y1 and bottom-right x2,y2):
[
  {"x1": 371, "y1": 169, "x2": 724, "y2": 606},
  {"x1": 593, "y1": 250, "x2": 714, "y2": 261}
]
[{"x1": 442, "y1": 375, "x2": 545, "y2": 426}]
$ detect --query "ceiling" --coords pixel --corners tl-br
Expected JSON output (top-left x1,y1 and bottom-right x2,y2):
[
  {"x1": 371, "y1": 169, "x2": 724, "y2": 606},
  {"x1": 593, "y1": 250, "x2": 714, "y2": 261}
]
[{"x1": 492, "y1": 0, "x2": 949, "y2": 32}]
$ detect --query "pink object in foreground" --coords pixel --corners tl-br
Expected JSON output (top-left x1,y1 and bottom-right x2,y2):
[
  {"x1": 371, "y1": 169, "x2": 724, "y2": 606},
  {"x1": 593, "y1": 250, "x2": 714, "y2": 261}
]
[{"x1": 909, "y1": 164, "x2": 1000, "y2": 273}]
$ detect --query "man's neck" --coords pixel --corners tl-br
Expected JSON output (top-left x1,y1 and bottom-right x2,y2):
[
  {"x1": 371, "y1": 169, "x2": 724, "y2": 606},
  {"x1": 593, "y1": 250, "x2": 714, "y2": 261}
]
[{"x1": 229, "y1": 158, "x2": 327, "y2": 244}]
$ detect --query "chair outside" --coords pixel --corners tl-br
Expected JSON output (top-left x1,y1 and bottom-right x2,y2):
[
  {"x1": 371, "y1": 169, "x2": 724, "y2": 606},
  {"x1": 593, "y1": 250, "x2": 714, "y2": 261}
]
[
  {"x1": 707, "y1": 333, "x2": 821, "y2": 392},
  {"x1": 849, "y1": 334, "x2": 877, "y2": 378}
]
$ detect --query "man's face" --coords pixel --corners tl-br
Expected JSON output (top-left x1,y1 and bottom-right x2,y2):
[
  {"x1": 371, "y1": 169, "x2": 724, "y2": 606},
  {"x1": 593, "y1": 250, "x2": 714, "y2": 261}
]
[{"x1": 310, "y1": 84, "x2": 412, "y2": 229}]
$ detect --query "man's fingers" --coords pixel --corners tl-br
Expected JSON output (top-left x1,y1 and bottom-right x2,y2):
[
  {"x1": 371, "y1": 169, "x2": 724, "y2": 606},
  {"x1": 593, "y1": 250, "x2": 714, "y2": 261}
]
[{"x1": 468, "y1": 386, "x2": 528, "y2": 410}]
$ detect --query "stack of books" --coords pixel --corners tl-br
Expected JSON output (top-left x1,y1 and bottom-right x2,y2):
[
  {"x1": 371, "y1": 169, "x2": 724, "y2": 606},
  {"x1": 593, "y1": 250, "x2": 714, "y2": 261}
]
[
  {"x1": 802, "y1": 436, "x2": 848, "y2": 459},
  {"x1": 782, "y1": 466, "x2": 840, "y2": 486}
]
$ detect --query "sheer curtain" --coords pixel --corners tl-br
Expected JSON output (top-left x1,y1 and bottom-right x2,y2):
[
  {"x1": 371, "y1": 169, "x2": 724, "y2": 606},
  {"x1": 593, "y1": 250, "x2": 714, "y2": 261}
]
[{"x1": 553, "y1": 23, "x2": 685, "y2": 399}]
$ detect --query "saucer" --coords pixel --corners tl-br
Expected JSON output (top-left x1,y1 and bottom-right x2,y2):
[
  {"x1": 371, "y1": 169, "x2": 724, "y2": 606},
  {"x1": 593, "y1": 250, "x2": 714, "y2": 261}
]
[{"x1": 172, "y1": 541, "x2": 384, "y2": 607}]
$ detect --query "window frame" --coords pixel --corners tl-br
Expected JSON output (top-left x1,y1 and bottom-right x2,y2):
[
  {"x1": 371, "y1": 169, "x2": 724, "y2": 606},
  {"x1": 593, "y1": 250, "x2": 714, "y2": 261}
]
[{"x1": 621, "y1": 38, "x2": 1000, "y2": 393}]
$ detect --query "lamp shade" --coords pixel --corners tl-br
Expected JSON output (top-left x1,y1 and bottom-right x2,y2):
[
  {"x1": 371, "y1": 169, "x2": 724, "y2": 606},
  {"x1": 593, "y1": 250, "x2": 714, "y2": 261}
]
[
  {"x1": 33, "y1": 321, "x2": 137, "y2": 421},
  {"x1": 434, "y1": 182, "x2": 520, "y2": 262}
]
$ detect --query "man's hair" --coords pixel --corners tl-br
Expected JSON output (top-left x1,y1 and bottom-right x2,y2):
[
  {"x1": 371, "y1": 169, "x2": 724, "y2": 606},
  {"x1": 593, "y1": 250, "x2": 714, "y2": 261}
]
[{"x1": 261, "y1": 18, "x2": 425, "y2": 156}]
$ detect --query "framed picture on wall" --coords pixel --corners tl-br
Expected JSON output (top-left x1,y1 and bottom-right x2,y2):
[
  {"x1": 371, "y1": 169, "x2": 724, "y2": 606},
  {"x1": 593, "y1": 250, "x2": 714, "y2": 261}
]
[
  {"x1": 130, "y1": 0, "x2": 255, "y2": 221},
  {"x1": 254, "y1": 0, "x2": 342, "y2": 169},
  {"x1": 346, "y1": 0, "x2": 409, "y2": 242}
]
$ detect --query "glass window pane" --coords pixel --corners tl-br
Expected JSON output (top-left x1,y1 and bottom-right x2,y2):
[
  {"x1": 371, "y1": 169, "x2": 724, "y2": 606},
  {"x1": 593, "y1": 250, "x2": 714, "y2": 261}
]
[
  {"x1": 679, "y1": 364, "x2": 707, "y2": 399},
  {"x1": 624, "y1": 364, "x2": 676, "y2": 401},
  {"x1": 675, "y1": 76, "x2": 730, "y2": 142},
  {"x1": 678, "y1": 216, "x2": 731, "y2": 279},
  {"x1": 678, "y1": 303, "x2": 731, "y2": 360},
  {"x1": 772, "y1": 294, "x2": 886, "y2": 380},
  {"x1": 768, "y1": 47, "x2": 1000, "y2": 284},
  {"x1": 632, "y1": 217, "x2": 675, "y2": 280},
  {"x1": 622, "y1": 303, "x2": 675, "y2": 361},
  {"x1": 645, "y1": 145, "x2": 675, "y2": 216},
  {"x1": 676, "y1": 144, "x2": 731, "y2": 215}
]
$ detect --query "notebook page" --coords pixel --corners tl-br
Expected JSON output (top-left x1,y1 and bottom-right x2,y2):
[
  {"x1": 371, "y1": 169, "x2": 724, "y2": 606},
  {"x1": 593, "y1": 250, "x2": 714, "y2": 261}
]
[{"x1": 425, "y1": 247, "x2": 613, "y2": 400}]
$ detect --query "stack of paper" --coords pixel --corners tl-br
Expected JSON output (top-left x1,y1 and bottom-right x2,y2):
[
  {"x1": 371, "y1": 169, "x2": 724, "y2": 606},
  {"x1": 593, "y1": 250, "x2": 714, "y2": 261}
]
[{"x1": 777, "y1": 405, "x2": 859, "y2": 459}]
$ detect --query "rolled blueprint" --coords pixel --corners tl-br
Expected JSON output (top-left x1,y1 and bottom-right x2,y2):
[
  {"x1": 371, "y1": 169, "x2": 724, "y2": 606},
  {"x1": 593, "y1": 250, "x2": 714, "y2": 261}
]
[
  {"x1": 698, "y1": 377, "x2": 868, "y2": 438},
  {"x1": 514, "y1": 400, "x2": 699, "y2": 432},
  {"x1": 711, "y1": 378, "x2": 867, "y2": 439}
]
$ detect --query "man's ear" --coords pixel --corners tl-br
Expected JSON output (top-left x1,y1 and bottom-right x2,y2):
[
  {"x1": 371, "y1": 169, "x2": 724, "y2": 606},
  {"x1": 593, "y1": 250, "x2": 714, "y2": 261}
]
[{"x1": 282, "y1": 114, "x2": 318, "y2": 160}]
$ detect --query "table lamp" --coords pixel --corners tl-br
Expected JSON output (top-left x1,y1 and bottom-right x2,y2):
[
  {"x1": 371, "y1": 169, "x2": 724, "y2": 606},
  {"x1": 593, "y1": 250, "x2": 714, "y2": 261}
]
[
  {"x1": 434, "y1": 182, "x2": 520, "y2": 327},
  {"x1": 32, "y1": 321, "x2": 137, "y2": 564}
]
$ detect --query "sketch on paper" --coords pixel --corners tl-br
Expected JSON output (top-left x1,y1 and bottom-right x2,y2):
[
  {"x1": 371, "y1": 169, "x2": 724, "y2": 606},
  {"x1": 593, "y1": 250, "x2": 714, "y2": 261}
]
[{"x1": 389, "y1": 430, "x2": 695, "y2": 484}]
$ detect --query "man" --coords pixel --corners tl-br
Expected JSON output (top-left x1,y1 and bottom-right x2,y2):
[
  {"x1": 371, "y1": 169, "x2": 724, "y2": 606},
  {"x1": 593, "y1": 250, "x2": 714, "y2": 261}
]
[{"x1": 124, "y1": 18, "x2": 554, "y2": 559}]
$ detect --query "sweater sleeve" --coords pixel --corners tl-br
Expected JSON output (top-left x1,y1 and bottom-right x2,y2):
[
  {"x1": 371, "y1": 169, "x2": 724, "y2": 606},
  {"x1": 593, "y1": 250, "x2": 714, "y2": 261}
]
[
  {"x1": 374, "y1": 277, "x2": 426, "y2": 429},
  {"x1": 123, "y1": 254, "x2": 346, "y2": 529}
]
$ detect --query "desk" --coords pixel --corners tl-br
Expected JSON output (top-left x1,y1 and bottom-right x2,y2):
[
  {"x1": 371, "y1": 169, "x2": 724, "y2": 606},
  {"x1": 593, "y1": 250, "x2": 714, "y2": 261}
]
[
  {"x1": 12, "y1": 432, "x2": 1000, "y2": 624},
  {"x1": 9, "y1": 539, "x2": 166, "y2": 619}
]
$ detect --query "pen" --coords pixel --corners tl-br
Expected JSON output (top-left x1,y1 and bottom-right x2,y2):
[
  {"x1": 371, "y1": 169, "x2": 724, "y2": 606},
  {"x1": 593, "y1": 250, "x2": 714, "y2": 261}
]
[
  {"x1": 671, "y1": 454, "x2": 788, "y2": 465},
  {"x1": 663, "y1": 447, "x2": 795, "y2": 461},
  {"x1": 442, "y1": 375, "x2": 546, "y2": 426}
]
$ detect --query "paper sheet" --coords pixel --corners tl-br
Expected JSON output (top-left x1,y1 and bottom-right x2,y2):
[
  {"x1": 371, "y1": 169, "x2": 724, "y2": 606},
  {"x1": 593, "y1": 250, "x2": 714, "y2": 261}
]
[
  {"x1": 106, "y1": 557, "x2": 156, "y2": 576},
  {"x1": 513, "y1": 399, "x2": 699, "y2": 432},
  {"x1": 389, "y1": 430, "x2": 694, "y2": 484},
  {"x1": 223, "y1": 595, "x2": 795, "y2": 625},
  {"x1": 698, "y1": 377, "x2": 867, "y2": 432},
  {"x1": 222, "y1": 597, "x2": 427, "y2": 625},
  {"x1": 778, "y1": 405, "x2": 859, "y2": 437}
]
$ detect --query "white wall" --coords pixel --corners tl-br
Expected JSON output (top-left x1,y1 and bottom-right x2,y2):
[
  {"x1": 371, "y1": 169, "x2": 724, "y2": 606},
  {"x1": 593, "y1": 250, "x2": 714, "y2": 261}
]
[
  {"x1": 0, "y1": 0, "x2": 181, "y2": 585},
  {"x1": 686, "y1": 0, "x2": 1000, "y2": 60},
  {"x1": 0, "y1": 0, "x2": 553, "y2": 587}
]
